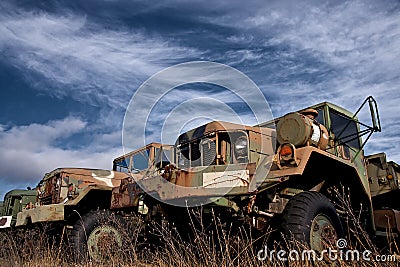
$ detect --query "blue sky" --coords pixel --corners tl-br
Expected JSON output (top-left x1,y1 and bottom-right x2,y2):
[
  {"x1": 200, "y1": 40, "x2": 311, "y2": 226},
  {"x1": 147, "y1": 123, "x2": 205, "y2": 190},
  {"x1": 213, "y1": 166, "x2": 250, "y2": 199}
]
[{"x1": 1, "y1": 0, "x2": 400, "y2": 198}]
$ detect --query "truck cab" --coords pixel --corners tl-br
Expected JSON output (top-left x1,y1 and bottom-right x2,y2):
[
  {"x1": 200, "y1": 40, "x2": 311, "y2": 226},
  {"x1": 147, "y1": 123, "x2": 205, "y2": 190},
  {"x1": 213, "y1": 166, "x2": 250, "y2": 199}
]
[
  {"x1": 111, "y1": 143, "x2": 174, "y2": 209},
  {"x1": 0, "y1": 189, "x2": 36, "y2": 229},
  {"x1": 113, "y1": 142, "x2": 174, "y2": 174}
]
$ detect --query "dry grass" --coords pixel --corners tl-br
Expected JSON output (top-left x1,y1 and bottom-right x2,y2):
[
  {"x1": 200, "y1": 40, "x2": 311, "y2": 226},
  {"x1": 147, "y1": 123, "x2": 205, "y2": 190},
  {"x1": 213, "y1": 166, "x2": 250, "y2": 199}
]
[{"x1": 0, "y1": 202, "x2": 399, "y2": 267}]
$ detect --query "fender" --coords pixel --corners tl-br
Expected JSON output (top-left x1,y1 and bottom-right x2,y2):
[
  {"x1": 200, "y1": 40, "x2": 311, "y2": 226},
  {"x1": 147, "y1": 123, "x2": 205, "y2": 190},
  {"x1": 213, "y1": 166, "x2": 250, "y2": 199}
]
[
  {"x1": 264, "y1": 146, "x2": 374, "y2": 230},
  {"x1": 267, "y1": 146, "x2": 370, "y2": 199},
  {"x1": 15, "y1": 185, "x2": 113, "y2": 226}
]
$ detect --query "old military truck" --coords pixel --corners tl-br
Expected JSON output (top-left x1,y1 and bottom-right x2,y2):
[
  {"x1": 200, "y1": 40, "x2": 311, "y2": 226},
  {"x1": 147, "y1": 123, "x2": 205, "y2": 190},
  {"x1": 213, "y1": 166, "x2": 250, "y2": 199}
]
[
  {"x1": 113, "y1": 142, "x2": 174, "y2": 174},
  {"x1": 14, "y1": 168, "x2": 131, "y2": 260},
  {"x1": 110, "y1": 96, "x2": 400, "y2": 251},
  {"x1": 111, "y1": 142, "x2": 174, "y2": 209},
  {"x1": 0, "y1": 189, "x2": 36, "y2": 229}
]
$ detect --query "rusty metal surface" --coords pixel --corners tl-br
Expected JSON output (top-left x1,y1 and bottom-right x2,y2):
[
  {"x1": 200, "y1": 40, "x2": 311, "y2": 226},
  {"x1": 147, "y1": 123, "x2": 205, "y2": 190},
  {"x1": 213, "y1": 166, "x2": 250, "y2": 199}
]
[
  {"x1": 111, "y1": 177, "x2": 144, "y2": 209},
  {"x1": 111, "y1": 163, "x2": 257, "y2": 208}
]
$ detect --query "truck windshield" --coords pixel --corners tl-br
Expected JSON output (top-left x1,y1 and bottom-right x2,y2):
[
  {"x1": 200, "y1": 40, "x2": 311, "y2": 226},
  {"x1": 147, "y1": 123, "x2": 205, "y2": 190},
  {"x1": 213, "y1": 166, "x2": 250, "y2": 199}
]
[
  {"x1": 114, "y1": 158, "x2": 130, "y2": 173},
  {"x1": 131, "y1": 149, "x2": 150, "y2": 173},
  {"x1": 113, "y1": 149, "x2": 150, "y2": 173},
  {"x1": 155, "y1": 147, "x2": 174, "y2": 168},
  {"x1": 113, "y1": 144, "x2": 174, "y2": 173}
]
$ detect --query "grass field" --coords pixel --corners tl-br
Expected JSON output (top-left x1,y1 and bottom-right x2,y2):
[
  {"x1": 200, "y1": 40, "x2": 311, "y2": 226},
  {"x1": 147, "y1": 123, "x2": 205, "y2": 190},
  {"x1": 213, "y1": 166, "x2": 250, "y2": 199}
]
[
  {"x1": 0, "y1": 191, "x2": 399, "y2": 266},
  {"x1": 1, "y1": 210, "x2": 399, "y2": 267}
]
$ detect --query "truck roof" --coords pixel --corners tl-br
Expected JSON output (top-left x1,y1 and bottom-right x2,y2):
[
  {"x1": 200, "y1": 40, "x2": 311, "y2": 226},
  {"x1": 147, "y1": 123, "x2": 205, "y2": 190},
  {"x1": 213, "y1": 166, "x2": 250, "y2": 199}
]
[
  {"x1": 257, "y1": 101, "x2": 357, "y2": 128},
  {"x1": 113, "y1": 142, "x2": 173, "y2": 163},
  {"x1": 4, "y1": 189, "x2": 36, "y2": 199},
  {"x1": 306, "y1": 101, "x2": 355, "y2": 119},
  {"x1": 42, "y1": 168, "x2": 131, "y2": 181},
  {"x1": 177, "y1": 120, "x2": 274, "y2": 145}
]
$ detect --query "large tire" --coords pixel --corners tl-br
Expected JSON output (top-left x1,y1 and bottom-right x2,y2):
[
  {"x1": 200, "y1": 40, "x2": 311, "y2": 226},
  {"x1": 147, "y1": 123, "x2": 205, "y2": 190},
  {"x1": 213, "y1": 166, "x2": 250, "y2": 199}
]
[
  {"x1": 70, "y1": 210, "x2": 126, "y2": 262},
  {"x1": 281, "y1": 191, "x2": 344, "y2": 252}
]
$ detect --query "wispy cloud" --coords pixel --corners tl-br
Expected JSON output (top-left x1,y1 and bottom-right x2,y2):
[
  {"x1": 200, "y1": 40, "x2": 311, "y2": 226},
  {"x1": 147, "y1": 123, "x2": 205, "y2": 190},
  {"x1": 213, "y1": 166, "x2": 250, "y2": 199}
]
[
  {"x1": 204, "y1": 0, "x2": 400, "y2": 161},
  {"x1": 212, "y1": 1, "x2": 400, "y2": 102},
  {"x1": 0, "y1": 4, "x2": 202, "y2": 110}
]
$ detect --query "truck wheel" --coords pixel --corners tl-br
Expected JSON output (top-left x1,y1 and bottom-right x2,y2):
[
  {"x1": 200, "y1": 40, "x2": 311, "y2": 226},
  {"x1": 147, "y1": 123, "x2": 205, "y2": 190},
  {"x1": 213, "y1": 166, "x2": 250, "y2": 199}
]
[
  {"x1": 70, "y1": 210, "x2": 126, "y2": 262},
  {"x1": 281, "y1": 191, "x2": 344, "y2": 252}
]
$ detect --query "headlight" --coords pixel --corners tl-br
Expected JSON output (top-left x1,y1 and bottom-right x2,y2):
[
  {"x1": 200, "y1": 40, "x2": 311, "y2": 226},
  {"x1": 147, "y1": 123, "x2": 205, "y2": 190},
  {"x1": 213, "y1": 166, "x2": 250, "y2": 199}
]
[{"x1": 234, "y1": 136, "x2": 248, "y2": 158}]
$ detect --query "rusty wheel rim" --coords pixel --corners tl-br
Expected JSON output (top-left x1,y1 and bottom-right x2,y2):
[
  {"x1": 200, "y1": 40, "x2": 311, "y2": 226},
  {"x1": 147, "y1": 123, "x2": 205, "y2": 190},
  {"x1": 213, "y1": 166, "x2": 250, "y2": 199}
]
[
  {"x1": 87, "y1": 225, "x2": 122, "y2": 262},
  {"x1": 310, "y1": 214, "x2": 338, "y2": 252}
]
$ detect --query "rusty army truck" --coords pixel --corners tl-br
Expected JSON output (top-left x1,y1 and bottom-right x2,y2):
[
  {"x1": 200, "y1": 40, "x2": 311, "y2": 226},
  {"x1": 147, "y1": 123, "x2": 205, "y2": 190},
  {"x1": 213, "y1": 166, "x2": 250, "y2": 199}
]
[
  {"x1": 107, "y1": 96, "x2": 400, "y2": 252},
  {"x1": 9, "y1": 168, "x2": 131, "y2": 259},
  {"x1": 111, "y1": 142, "x2": 174, "y2": 212},
  {"x1": 0, "y1": 189, "x2": 36, "y2": 229}
]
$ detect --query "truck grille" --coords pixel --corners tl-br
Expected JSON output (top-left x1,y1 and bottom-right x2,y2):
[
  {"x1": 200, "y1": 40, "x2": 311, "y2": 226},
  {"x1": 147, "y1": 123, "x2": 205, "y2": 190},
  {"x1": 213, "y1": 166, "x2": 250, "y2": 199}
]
[{"x1": 202, "y1": 141, "x2": 216, "y2": 166}]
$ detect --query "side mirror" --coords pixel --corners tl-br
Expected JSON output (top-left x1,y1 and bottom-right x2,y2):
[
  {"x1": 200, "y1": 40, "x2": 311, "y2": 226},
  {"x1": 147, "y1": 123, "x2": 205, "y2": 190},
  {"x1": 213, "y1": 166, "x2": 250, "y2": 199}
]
[
  {"x1": 349, "y1": 96, "x2": 381, "y2": 161},
  {"x1": 367, "y1": 96, "x2": 381, "y2": 132}
]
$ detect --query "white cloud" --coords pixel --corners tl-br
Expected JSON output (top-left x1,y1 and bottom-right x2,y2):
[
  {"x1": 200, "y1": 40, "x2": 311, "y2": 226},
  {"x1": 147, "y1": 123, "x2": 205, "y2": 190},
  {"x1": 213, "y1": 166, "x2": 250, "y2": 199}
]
[
  {"x1": 0, "y1": 117, "x2": 124, "y2": 197},
  {"x1": 0, "y1": 117, "x2": 86, "y2": 151}
]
